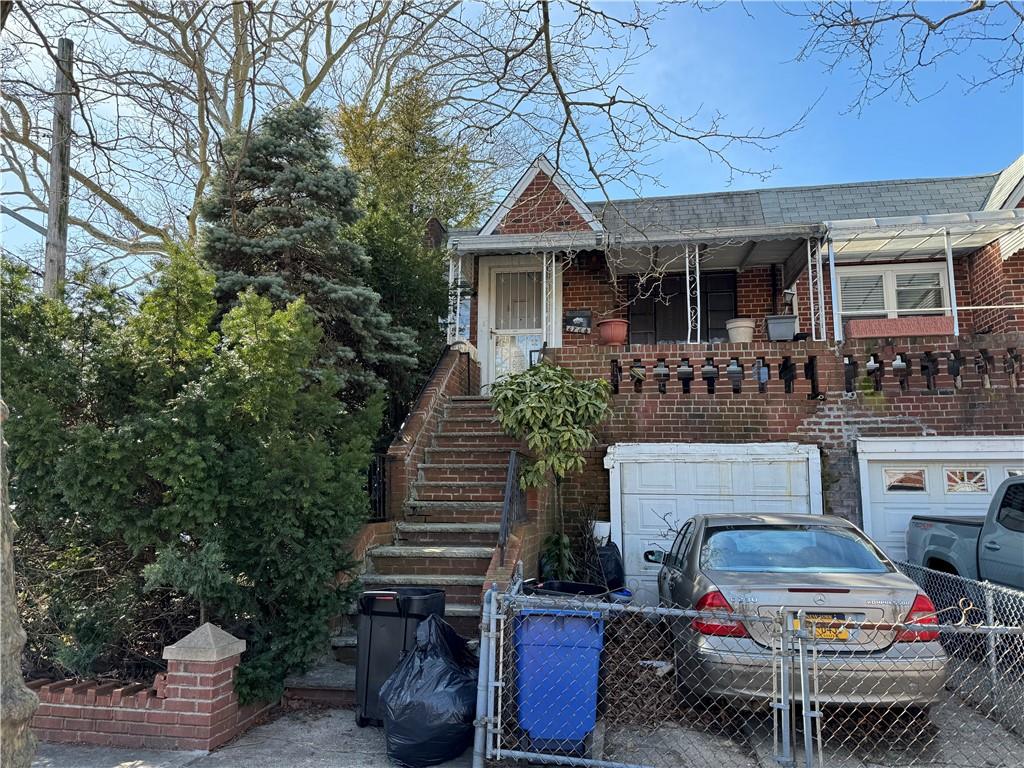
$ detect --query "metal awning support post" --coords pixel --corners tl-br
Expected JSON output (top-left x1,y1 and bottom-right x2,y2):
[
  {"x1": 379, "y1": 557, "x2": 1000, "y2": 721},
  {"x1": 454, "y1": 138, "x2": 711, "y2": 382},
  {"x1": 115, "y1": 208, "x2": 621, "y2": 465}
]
[
  {"x1": 806, "y1": 239, "x2": 820, "y2": 341},
  {"x1": 447, "y1": 252, "x2": 458, "y2": 344},
  {"x1": 815, "y1": 239, "x2": 827, "y2": 341},
  {"x1": 685, "y1": 243, "x2": 702, "y2": 343},
  {"x1": 827, "y1": 238, "x2": 843, "y2": 343},
  {"x1": 541, "y1": 252, "x2": 548, "y2": 346},
  {"x1": 943, "y1": 228, "x2": 960, "y2": 337}
]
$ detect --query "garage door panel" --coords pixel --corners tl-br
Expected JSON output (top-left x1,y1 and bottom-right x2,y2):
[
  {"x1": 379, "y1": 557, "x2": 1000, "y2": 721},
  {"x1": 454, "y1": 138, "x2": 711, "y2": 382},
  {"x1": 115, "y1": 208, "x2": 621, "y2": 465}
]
[
  {"x1": 621, "y1": 496, "x2": 688, "y2": 536},
  {"x1": 747, "y1": 496, "x2": 810, "y2": 515},
  {"x1": 622, "y1": 462, "x2": 677, "y2": 493},
  {"x1": 862, "y1": 453, "x2": 1023, "y2": 561}
]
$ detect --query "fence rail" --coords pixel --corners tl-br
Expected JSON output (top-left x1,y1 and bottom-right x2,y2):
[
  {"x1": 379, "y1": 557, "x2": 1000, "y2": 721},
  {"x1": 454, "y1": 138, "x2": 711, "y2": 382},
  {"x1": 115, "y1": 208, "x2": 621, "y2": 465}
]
[{"x1": 473, "y1": 563, "x2": 1024, "y2": 768}]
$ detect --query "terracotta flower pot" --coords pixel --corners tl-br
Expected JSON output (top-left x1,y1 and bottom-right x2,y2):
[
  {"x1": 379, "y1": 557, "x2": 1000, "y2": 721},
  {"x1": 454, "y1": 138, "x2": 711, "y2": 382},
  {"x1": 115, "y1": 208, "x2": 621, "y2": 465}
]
[{"x1": 596, "y1": 318, "x2": 629, "y2": 346}]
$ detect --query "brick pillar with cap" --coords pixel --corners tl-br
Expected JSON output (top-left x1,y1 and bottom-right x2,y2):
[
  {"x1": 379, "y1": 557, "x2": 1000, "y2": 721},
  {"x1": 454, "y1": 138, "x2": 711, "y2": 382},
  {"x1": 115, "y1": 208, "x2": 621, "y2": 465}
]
[{"x1": 160, "y1": 622, "x2": 249, "y2": 751}]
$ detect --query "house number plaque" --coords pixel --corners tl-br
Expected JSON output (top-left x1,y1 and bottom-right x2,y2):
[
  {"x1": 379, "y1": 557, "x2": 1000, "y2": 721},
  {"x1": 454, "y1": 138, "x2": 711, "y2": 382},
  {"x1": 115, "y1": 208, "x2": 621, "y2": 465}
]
[{"x1": 563, "y1": 309, "x2": 592, "y2": 334}]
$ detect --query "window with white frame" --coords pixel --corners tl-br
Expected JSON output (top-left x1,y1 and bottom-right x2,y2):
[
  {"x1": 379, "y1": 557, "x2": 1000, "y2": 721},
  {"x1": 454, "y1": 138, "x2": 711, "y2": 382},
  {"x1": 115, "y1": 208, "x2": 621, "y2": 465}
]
[{"x1": 838, "y1": 264, "x2": 948, "y2": 322}]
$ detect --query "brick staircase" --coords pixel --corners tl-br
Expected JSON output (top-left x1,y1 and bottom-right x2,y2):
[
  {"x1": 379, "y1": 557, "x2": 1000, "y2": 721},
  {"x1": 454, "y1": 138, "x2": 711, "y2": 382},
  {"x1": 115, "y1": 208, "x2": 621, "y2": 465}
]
[{"x1": 331, "y1": 395, "x2": 514, "y2": 662}]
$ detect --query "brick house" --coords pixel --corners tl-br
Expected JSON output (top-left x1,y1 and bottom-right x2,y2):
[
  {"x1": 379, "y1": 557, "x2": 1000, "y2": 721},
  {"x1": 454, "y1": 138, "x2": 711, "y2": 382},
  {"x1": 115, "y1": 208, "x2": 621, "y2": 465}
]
[{"x1": 365, "y1": 154, "x2": 1024, "y2": 612}]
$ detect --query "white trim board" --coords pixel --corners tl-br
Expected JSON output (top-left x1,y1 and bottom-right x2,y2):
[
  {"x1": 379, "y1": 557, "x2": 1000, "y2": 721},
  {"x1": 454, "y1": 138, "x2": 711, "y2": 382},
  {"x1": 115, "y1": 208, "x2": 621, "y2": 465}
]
[
  {"x1": 856, "y1": 436, "x2": 1024, "y2": 462},
  {"x1": 478, "y1": 155, "x2": 602, "y2": 237}
]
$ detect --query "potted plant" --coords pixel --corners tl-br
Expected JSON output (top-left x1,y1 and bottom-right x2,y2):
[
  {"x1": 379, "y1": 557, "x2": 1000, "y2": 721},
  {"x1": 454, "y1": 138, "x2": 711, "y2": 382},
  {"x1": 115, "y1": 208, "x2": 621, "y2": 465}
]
[
  {"x1": 596, "y1": 318, "x2": 628, "y2": 345},
  {"x1": 725, "y1": 317, "x2": 756, "y2": 343},
  {"x1": 490, "y1": 362, "x2": 612, "y2": 581},
  {"x1": 765, "y1": 314, "x2": 799, "y2": 341}
]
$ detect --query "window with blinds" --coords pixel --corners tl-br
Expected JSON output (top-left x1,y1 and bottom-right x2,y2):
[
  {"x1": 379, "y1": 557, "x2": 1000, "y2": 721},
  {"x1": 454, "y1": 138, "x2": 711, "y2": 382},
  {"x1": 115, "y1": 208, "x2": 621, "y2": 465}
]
[{"x1": 838, "y1": 265, "x2": 947, "y2": 322}]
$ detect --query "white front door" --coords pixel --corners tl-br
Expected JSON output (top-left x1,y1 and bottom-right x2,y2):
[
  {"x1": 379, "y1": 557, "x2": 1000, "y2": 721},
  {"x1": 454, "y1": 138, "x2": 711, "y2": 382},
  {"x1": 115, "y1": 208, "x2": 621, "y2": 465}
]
[
  {"x1": 489, "y1": 268, "x2": 544, "y2": 384},
  {"x1": 605, "y1": 443, "x2": 824, "y2": 605}
]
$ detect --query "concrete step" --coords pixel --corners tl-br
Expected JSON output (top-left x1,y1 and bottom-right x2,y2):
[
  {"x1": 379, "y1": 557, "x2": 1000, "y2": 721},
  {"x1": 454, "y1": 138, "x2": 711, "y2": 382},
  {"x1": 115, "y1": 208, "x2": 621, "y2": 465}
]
[
  {"x1": 448, "y1": 395, "x2": 490, "y2": 403},
  {"x1": 361, "y1": 572, "x2": 488, "y2": 603},
  {"x1": 433, "y1": 431, "x2": 519, "y2": 449},
  {"x1": 442, "y1": 603, "x2": 484, "y2": 638},
  {"x1": 395, "y1": 521, "x2": 500, "y2": 547},
  {"x1": 283, "y1": 658, "x2": 355, "y2": 709},
  {"x1": 417, "y1": 463, "x2": 509, "y2": 484},
  {"x1": 404, "y1": 499, "x2": 504, "y2": 524},
  {"x1": 368, "y1": 544, "x2": 494, "y2": 576},
  {"x1": 330, "y1": 629, "x2": 358, "y2": 664},
  {"x1": 412, "y1": 480, "x2": 506, "y2": 502},
  {"x1": 440, "y1": 416, "x2": 499, "y2": 432},
  {"x1": 424, "y1": 447, "x2": 516, "y2": 465}
]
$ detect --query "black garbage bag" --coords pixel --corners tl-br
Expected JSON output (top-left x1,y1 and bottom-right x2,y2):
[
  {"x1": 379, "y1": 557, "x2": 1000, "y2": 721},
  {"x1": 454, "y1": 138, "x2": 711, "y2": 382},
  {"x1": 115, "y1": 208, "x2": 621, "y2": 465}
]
[
  {"x1": 380, "y1": 615, "x2": 478, "y2": 767},
  {"x1": 596, "y1": 540, "x2": 626, "y2": 591}
]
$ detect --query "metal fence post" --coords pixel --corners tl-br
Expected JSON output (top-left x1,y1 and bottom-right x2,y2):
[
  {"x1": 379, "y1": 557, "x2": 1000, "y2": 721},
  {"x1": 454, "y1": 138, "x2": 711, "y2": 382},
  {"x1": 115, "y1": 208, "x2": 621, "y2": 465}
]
[
  {"x1": 776, "y1": 610, "x2": 794, "y2": 768},
  {"x1": 985, "y1": 588, "x2": 999, "y2": 710},
  {"x1": 472, "y1": 586, "x2": 494, "y2": 768},
  {"x1": 795, "y1": 610, "x2": 817, "y2": 768},
  {"x1": 486, "y1": 584, "x2": 502, "y2": 760}
]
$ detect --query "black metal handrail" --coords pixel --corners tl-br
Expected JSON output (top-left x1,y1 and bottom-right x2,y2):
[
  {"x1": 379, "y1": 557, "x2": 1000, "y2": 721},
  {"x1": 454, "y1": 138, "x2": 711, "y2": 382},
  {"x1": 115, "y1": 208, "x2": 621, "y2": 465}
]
[
  {"x1": 498, "y1": 450, "x2": 528, "y2": 566},
  {"x1": 367, "y1": 453, "x2": 387, "y2": 522}
]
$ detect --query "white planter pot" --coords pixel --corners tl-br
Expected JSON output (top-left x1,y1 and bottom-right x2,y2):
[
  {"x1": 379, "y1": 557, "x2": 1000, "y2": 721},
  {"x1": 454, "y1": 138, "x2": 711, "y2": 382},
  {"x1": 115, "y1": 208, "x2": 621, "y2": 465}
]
[{"x1": 725, "y1": 317, "x2": 756, "y2": 343}]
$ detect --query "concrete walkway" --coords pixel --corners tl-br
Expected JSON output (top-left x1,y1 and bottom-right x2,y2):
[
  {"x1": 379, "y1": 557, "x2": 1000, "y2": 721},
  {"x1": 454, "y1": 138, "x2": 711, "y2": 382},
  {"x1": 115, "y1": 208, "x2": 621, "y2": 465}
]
[{"x1": 33, "y1": 708, "x2": 473, "y2": 768}]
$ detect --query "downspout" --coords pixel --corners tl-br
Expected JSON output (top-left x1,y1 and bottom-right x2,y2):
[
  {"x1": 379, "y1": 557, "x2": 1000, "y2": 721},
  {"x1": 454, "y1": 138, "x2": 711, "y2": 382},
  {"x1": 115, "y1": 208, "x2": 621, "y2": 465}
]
[
  {"x1": 943, "y1": 228, "x2": 961, "y2": 337},
  {"x1": 827, "y1": 238, "x2": 842, "y2": 344}
]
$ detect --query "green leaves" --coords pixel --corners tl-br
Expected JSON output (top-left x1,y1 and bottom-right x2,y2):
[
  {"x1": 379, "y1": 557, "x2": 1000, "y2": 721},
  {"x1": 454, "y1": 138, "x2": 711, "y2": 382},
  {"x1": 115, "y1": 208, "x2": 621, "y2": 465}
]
[
  {"x1": 5, "y1": 251, "x2": 378, "y2": 702},
  {"x1": 490, "y1": 362, "x2": 612, "y2": 489}
]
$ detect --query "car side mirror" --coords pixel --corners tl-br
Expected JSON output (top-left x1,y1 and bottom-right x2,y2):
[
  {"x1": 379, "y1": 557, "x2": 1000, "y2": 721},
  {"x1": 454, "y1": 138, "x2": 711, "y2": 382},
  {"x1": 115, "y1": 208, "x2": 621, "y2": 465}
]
[{"x1": 643, "y1": 549, "x2": 664, "y2": 564}]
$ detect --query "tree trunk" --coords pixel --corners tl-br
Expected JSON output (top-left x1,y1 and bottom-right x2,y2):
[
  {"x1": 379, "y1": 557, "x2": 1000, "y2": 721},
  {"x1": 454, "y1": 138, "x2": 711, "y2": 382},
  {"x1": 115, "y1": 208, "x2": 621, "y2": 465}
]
[{"x1": 0, "y1": 400, "x2": 38, "y2": 767}]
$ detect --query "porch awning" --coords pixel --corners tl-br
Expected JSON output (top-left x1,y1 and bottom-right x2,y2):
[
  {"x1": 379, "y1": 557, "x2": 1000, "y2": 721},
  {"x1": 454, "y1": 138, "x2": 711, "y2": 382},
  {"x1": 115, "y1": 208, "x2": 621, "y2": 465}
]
[{"x1": 825, "y1": 209, "x2": 1024, "y2": 262}]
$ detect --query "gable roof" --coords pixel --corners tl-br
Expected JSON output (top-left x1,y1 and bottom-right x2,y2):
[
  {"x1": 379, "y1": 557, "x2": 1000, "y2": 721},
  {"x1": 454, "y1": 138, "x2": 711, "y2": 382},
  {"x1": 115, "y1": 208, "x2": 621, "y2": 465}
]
[
  {"x1": 477, "y1": 155, "x2": 601, "y2": 236},
  {"x1": 984, "y1": 153, "x2": 1024, "y2": 210}
]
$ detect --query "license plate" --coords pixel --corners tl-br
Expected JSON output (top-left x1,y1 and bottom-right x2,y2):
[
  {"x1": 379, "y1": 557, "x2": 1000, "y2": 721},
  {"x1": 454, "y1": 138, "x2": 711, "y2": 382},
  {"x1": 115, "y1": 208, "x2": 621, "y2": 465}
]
[{"x1": 794, "y1": 614, "x2": 849, "y2": 641}]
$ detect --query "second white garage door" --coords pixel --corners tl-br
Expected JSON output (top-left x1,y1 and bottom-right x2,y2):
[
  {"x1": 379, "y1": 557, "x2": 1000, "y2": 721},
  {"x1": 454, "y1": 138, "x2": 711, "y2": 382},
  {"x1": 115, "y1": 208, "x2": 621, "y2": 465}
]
[
  {"x1": 604, "y1": 443, "x2": 824, "y2": 604},
  {"x1": 858, "y1": 436, "x2": 1024, "y2": 561}
]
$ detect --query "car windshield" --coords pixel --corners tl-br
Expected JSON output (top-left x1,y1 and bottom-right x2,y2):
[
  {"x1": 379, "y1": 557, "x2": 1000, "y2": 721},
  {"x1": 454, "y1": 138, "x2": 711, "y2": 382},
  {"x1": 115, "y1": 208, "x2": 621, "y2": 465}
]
[{"x1": 700, "y1": 525, "x2": 891, "y2": 573}]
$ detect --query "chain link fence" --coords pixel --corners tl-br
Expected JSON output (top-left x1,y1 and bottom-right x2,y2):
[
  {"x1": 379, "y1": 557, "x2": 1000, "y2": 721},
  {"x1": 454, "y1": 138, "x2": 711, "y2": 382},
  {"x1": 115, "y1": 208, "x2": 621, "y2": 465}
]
[{"x1": 472, "y1": 563, "x2": 1024, "y2": 768}]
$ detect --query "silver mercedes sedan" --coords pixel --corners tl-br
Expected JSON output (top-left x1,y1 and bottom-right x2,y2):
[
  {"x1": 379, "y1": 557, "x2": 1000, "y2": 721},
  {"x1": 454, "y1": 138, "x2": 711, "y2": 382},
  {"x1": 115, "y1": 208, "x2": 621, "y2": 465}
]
[{"x1": 644, "y1": 513, "x2": 947, "y2": 707}]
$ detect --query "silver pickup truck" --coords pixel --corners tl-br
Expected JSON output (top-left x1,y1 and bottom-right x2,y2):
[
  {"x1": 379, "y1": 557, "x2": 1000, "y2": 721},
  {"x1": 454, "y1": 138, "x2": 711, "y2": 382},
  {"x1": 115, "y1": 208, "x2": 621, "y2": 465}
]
[{"x1": 906, "y1": 476, "x2": 1024, "y2": 589}]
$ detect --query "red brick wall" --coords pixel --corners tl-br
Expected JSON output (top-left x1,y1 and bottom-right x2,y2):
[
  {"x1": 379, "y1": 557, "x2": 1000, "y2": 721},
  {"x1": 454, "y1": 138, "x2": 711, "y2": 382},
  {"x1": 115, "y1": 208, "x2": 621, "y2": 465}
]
[
  {"x1": 549, "y1": 333, "x2": 1024, "y2": 525},
  {"x1": 737, "y1": 266, "x2": 776, "y2": 341},
  {"x1": 968, "y1": 240, "x2": 1024, "y2": 334},
  {"x1": 495, "y1": 171, "x2": 593, "y2": 235},
  {"x1": 561, "y1": 254, "x2": 627, "y2": 347},
  {"x1": 29, "y1": 655, "x2": 269, "y2": 752},
  {"x1": 386, "y1": 345, "x2": 481, "y2": 517}
]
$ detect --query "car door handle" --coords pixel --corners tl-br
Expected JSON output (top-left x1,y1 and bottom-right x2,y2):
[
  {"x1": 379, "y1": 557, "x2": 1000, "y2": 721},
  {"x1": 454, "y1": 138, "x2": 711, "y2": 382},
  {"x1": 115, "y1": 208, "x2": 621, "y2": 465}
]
[{"x1": 983, "y1": 541, "x2": 1001, "y2": 551}]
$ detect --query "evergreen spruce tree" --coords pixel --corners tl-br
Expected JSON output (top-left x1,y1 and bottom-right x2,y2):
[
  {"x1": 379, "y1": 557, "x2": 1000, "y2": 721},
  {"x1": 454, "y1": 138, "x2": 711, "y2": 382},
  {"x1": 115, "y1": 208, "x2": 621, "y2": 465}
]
[{"x1": 201, "y1": 104, "x2": 417, "y2": 407}]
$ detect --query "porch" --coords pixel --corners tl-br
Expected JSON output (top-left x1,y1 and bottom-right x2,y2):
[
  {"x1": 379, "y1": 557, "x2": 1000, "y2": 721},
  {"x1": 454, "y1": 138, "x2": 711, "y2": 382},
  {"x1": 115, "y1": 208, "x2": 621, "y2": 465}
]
[{"x1": 448, "y1": 210, "x2": 1024, "y2": 390}]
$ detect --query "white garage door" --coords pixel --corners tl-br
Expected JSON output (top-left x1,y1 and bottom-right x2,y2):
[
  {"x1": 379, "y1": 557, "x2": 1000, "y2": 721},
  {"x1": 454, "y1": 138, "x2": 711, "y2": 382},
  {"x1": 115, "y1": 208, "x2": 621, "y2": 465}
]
[
  {"x1": 605, "y1": 443, "x2": 823, "y2": 605},
  {"x1": 859, "y1": 437, "x2": 1024, "y2": 561}
]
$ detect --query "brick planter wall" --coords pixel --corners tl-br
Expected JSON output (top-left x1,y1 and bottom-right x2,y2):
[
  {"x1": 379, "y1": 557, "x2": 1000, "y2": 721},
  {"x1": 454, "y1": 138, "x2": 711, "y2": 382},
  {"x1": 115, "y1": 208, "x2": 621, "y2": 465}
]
[{"x1": 29, "y1": 624, "x2": 270, "y2": 752}]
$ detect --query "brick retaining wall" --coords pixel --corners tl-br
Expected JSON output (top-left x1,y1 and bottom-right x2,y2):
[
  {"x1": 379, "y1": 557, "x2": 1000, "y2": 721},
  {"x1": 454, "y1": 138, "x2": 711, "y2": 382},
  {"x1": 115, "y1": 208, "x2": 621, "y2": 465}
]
[
  {"x1": 29, "y1": 624, "x2": 269, "y2": 752},
  {"x1": 549, "y1": 333, "x2": 1024, "y2": 526}
]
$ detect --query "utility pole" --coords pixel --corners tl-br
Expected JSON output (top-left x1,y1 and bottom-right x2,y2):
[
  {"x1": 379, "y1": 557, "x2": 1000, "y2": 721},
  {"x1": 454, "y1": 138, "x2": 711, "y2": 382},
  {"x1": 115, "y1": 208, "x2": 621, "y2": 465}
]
[{"x1": 43, "y1": 37, "x2": 73, "y2": 300}]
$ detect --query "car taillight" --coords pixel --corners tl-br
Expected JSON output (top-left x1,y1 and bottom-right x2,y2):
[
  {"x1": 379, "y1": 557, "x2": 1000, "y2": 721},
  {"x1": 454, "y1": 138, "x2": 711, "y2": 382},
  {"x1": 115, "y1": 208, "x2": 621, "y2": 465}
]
[
  {"x1": 692, "y1": 591, "x2": 749, "y2": 638},
  {"x1": 897, "y1": 593, "x2": 939, "y2": 642}
]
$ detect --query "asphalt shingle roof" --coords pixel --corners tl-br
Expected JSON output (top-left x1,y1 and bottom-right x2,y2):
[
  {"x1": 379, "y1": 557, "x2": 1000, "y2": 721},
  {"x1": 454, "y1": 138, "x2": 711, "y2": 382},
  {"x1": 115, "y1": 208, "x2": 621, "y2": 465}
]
[{"x1": 588, "y1": 173, "x2": 1000, "y2": 235}]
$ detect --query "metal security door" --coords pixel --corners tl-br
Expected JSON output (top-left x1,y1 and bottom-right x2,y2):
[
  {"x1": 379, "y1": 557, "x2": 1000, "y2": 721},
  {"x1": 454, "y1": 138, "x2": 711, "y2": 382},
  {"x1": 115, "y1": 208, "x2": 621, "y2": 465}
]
[{"x1": 489, "y1": 268, "x2": 543, "y2": 384}]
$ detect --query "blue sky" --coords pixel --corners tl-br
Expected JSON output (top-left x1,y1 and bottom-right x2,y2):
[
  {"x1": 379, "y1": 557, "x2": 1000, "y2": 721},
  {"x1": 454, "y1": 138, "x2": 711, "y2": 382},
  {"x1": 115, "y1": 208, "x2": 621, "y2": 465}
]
[
  {"x1": 5, "y1": 3, "x2": 1022, "y2": 255},
  {"x1": 593, "y1": 1, "x2": 1023, "y2": 199}
]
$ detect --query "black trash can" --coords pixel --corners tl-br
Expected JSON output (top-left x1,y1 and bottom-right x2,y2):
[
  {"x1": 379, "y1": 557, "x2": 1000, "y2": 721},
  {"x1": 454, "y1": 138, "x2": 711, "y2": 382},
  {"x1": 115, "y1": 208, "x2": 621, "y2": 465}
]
[{"x1": 355, "y1": 588, "x2": 445, "y2": 727}]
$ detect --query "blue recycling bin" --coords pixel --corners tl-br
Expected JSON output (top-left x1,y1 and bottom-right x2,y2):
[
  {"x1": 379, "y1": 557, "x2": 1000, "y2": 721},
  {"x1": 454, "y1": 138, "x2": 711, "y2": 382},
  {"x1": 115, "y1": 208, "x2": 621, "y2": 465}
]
[{"x1": 514, "y1": 608, "x2": 604, "y2": 753}]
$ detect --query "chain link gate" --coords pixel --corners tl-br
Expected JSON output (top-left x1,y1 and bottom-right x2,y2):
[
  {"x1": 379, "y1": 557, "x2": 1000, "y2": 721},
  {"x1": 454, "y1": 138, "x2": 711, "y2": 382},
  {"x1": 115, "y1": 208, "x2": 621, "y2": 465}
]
[{"x1": 472, "y1": 563, "x2": 1024, "y2": 768}]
